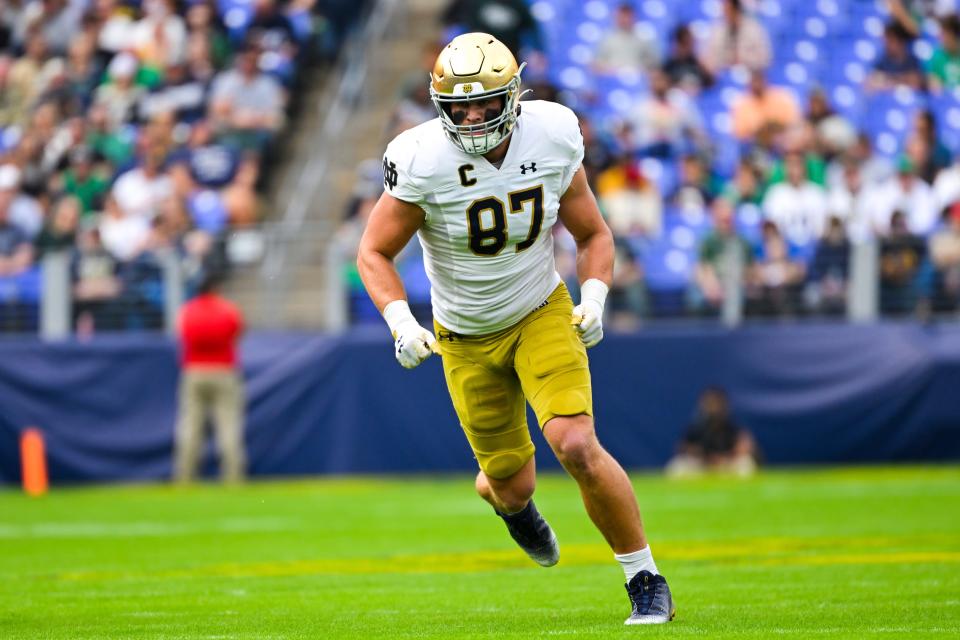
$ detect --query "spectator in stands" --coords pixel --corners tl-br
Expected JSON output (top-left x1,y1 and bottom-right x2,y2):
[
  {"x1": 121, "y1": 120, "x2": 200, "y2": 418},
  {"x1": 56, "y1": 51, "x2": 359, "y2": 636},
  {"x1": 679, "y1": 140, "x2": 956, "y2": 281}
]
[
  {"x1": 929, "y1": 203, "x2": 960, "y2": 312},
  {"x1": 72, "y1": 221, "x2": 122, "y2": 333},
  {"x1": 663, "y1": 23, "x2": 713, "y2": 94},
  {"x1": 0, "y1": 181, "x2": 34, "y2": 278},
  {"x1": 209, "y1": 40, "x2": 286, "y2": 153},
  {"x1": 808, "y1": 216, "x2": 851, "y2": 315},
  {"x1": 14, "y1": 0, "x2": 83, "y2": 57},
  {"x1": 93, "y1": 0, "x2": 135, "y2": 60},
  {"x1": 84, "y1": 101, "x2": 135, "y2": 169},
  {"x1": 593, "y1": 2, "x2": 660, "y2": 75},
  {"x1": 694, "y1": 198, "x2": 753, "y2": 312},
  {"x1": 666, "y1": 386, "x2": 759, "y2": 477},
  {"x1": 578, "y1": 113, "x2": 617, "y2": 190},
  {"x1": 867, "y1": 22, "x2": 924, "y2": 92},
  {"x1": 173, "y1": 271, "x2": 246, "y2": 484},
  {"x1": 34, "y1": 193, "x2": 79, "y2": 257},
  {"x1": 762, "y1": 152, "x2": 829, "y2": 249},
  {"x1": 933, "y1": 152, "x2": 960, "y2": 211},
  {"x1": 828, "y1": 159, "x2": 875, "y2": 243},
  {"x1": 905, "y1": 109, "x2": 951, "y2": 184},
  {"x1": 111, "y1": 142, "x2": 174, "y2": 221},
  {"x1": 596, "y1": 157, "x2": 662, "y2": 238},
  {"x1": 671, "y1": 153, "x2": 722, "y2": 211},
  {"x1": 0, "y1": 163, "x2": 42, "y2": 239},
  {"x1": 387, "y1": 77, "x2": 435, "y2": 139},
  {"x1": 701, "y1": 0, "x2": 771, "y2": 75},
  {"x1": 627, "y1": 68, "x2": 705, "y2": 159},
  {"x1": 927, "y1": 14, "x2": 960, "y2": 91},
  {"x1": 220, "y1": 154, "x2": 261, "y2": 227},
  {"x1": 608, "y1": 239, "x2": 647, "y2": 327},
  {"x1": 722, "y1": 159, "x2": 764, "y2": 207},
  {"x1": 140, "y1": 61, "x2": 209, "y2": 125},
  {"x1": 132, "y1": 0, "x2": 188, "y2": 70},
  {"x1": 888, "y1": 0, "x2": 955, "y2": 39},
  {"x1": 246, "y1": 0, "x2": 301, "y2": 85},
  {"x1": 93, "y1": 52, "x2": 147, "y2": 130},
  {"x1": 185, "y1": 0, "x2": 231, "y2": 71},
  {"x1": 731, "y1": 69, "x2": 802, "y2": 142},
  {"x1": 58, "y1": 33, "x2": 102, "y2": 116},
  {"x1": 804, "y1": 86, "x2": 856, "y2": 161},
  {"x1": 441, "y1": 0, "x2": 543, "y2": 59},
  {"x1": 747, "y1": 220, "x2": 806, "y2": 316},
  {"x1": 880, "y1": 210, "x2": 927, "y2": 314},
  {"x1": 826, "y1": 132, "x2": 893, "y2": 189},
  {"x1": 765, "y1": 125, "x2": 827, "y2": 187},
  {"x1": 869, "y1": 155, "x2": 939, "y2": 236},
  {"x1": 1, "y1": 32, "x2": 59, "y2": 127}
]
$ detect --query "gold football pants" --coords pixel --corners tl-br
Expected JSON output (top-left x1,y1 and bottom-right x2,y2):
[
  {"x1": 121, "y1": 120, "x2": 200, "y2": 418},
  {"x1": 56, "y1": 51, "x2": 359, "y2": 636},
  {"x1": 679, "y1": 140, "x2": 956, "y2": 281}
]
[{"x1": 434, "y1": 283, "x2": 593, "y2": 479}]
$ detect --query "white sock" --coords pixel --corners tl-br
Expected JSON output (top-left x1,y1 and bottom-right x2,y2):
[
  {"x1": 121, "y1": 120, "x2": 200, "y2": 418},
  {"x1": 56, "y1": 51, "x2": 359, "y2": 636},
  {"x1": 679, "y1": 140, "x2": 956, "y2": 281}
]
[{"x1": 615, "y1": 545, "x2": 659, "y2": 581}]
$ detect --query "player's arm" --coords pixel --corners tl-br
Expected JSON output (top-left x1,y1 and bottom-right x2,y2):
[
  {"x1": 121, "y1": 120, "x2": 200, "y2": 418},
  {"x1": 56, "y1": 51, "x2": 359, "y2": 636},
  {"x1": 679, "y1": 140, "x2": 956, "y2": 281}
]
[
  {"x1": 357, "y1": 192, "x2": 424, "y2": 311},
  {"x1": 357, "y1": 192, "x2": 438, "y2": 368},
  {"x1": 558, "y1": 165, "x2": 615, "y2": 348}
]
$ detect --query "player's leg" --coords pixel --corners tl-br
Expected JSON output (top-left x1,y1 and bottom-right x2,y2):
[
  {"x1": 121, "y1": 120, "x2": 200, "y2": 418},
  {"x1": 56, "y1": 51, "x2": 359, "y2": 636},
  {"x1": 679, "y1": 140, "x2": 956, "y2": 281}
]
[
  {"x1": 542, "y1": 415, "x2": 644, "y2": 552},
  {"x1": 516, "y1": 284, "x2": 674, "y2": 623},
  {"x1": 435, "y1": 322, "x2": 559, "y2": 566},
  {"x1": 474, "y1": 454, "x2": 535, "y2": 514}
]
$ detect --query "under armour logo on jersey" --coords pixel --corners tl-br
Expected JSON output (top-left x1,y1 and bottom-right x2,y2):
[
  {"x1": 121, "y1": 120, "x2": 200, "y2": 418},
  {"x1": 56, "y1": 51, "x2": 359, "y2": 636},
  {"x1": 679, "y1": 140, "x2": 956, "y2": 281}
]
[
  {"x1": 383, "y1": 157, "x2": 399, "y2": 190},
  {"x1": 520, "y1": 162, "x2": 537, "y2": 174}
]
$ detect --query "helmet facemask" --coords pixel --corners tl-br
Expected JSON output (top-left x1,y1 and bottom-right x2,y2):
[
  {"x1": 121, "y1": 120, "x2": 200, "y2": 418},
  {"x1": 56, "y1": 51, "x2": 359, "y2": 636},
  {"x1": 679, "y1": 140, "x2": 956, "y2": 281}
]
[{"x1": 430, "y1": 63, "x2": 526, "y2": 155}]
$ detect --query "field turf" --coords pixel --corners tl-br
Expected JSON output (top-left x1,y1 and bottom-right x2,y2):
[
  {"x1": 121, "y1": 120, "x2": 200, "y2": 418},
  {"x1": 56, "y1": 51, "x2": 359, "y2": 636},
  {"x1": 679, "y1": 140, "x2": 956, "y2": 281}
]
[{"x1": 1, "y1": 466, "x2": 958, "y2": 639}]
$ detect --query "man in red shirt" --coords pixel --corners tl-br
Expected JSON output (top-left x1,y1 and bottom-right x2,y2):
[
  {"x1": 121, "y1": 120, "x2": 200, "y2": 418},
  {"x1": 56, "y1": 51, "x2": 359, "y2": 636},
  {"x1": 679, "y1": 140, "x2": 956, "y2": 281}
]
[{"x1": 173, "y1": 272, "x2": 246, "y2": 483}]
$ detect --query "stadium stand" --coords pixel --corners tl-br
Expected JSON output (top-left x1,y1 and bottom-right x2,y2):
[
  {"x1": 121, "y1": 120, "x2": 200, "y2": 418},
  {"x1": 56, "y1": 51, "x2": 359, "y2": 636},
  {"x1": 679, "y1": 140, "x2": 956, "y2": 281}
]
[
  {"x1": 341, "y1": 0, "x2": 960, "y2": 324},
  {"x1": 0, "y1": 0, "x2": 366, "y2": 334}
]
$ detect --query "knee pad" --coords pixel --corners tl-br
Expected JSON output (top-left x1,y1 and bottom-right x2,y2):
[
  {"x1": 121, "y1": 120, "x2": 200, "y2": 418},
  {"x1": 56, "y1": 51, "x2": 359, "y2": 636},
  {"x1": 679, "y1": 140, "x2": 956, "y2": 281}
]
[
  {"x1": 477, "y1": 443, "x2": 535, "y2": 480},
  {"x1": 545, "y1": 387, "x2": 592, "y2": 420}
]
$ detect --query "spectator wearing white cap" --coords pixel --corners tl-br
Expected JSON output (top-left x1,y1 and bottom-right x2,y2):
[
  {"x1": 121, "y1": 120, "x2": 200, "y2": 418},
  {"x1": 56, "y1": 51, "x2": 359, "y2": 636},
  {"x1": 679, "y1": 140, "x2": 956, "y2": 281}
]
[{"x1": 93, "y1": 52, "x2": 146, "y2": 130}]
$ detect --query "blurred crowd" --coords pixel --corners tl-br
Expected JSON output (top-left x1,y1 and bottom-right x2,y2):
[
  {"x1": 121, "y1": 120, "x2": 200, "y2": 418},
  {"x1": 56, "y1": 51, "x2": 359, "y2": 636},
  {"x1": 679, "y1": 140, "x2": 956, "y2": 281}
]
[
  {"x1": 0, "y1": 0, "x2": 364, "y2": 332},
  {"x1": 340, "y1": 0, "x2": 960, "y2": 326}
]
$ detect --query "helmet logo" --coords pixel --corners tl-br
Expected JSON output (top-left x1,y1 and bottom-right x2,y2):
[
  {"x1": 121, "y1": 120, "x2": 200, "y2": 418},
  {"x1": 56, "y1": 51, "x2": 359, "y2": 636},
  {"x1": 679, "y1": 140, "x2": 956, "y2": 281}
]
[{"x1": 462, "y1": 84, "x2": 473, "y2": 94}]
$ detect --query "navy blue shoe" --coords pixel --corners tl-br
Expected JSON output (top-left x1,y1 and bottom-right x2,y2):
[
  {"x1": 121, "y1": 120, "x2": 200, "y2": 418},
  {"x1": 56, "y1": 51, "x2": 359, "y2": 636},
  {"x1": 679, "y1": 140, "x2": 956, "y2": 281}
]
[
  {"x1": 624, "y1": 570, "x2": 675, "y2": 625},
  {"x1": 497, "y1": 500, "x2": 559, "y2": 567}
]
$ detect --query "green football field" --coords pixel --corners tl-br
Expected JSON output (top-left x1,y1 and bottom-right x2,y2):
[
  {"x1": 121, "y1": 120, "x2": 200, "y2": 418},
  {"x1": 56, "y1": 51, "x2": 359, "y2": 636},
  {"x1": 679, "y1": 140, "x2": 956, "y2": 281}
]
[{"x1": 1, "y1": 466, "x2": 958, "y2": 639}]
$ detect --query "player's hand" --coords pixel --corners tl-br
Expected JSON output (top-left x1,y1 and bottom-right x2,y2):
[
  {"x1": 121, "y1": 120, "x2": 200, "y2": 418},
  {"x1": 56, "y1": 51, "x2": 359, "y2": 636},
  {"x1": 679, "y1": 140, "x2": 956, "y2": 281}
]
[
  {"x1": 393, "y1": 320, "x2": 438, "y2": 369},
  {"x1": 571, "y1": 300, "x2": 604, "y2": 348},
  {"x1": 382, "y1": 300, "x2": 438, "y2": 369},
  {"x1": 571, "y1": 279, "x2": 609, "y2": 349}
]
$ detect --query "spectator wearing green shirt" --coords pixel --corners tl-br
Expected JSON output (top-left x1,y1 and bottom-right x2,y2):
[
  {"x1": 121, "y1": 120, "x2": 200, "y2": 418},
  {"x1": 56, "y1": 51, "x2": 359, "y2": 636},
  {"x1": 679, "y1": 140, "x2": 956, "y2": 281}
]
[
  {"x1": 927, "y1": 15, "x2": 960, "y2": 92},
  {"x1": 63, "y1": 147, "x2": 109, "y2": 217},
  {"x1": 694, "y1": 198, "x2": 753, "y2": 313}
]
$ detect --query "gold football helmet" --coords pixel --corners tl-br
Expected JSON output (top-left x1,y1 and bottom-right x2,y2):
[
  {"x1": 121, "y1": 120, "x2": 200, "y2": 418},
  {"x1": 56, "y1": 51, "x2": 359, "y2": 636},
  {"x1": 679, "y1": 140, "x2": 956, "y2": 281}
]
[{"x1": 430, "y1": 33, "x2": 526, "y2": 155}]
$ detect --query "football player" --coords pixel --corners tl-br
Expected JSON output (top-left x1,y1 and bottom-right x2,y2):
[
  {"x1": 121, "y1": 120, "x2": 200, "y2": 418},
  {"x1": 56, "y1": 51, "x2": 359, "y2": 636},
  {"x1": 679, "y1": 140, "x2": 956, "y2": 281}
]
[{"x1": 357, "y1": 33, "x2": 674, "y2": 625}]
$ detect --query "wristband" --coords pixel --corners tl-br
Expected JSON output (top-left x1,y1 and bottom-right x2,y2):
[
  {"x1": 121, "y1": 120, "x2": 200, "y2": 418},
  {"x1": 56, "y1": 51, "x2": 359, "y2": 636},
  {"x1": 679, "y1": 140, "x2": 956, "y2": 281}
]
[
  {"x1": 580, "y1": 279, "x2": 609, "y2": 311},
  {"x1": 383, "y1": 299, "x2": 417, "y2": 334}
]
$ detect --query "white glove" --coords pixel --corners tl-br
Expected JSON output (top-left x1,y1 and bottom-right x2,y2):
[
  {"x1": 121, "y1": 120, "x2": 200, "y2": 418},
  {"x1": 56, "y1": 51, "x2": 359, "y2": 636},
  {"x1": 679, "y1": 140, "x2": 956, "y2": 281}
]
[
  {"x1": 571, "y1": 279, "x2": 608, "y2": 348},
  {"x1": 383, "y1": 300, "x2": 438, "y2": 369}
]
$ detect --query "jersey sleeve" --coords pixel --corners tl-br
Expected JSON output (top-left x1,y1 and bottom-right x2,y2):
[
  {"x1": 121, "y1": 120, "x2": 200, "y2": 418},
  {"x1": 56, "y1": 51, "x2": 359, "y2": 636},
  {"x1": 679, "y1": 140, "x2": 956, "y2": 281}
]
[
  {"x1": 554, "y1": 104, "x2": 585, "y2": 194},
  {"x1": 381, "y1": 131, "x2": 424, "y2": 205}
]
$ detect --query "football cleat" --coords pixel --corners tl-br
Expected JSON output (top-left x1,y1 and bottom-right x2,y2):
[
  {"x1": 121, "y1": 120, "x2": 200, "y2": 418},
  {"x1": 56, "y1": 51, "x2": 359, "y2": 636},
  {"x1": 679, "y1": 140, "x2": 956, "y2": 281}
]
[
  {"x1": 624, "y1": 570, "x2": 675, "y2": 625},
  {"x1": 497, "y1": 500, "x2": 560, "y2": 567}
]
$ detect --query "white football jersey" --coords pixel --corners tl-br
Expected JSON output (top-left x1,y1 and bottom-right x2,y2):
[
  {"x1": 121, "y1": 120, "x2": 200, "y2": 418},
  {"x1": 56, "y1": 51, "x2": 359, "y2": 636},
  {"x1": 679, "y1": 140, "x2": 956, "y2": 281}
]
[{"x1": 382, "y1": 100, "x2": 584, "y2": 335}]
